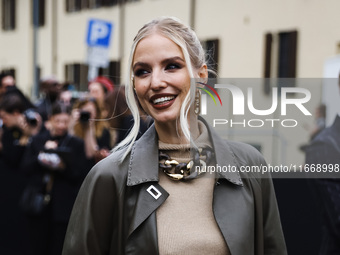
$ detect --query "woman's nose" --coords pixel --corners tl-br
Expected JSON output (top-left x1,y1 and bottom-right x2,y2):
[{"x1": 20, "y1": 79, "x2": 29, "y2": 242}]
[{"x1": 150, "y1": 70, "x2": 167, "y2": 90}]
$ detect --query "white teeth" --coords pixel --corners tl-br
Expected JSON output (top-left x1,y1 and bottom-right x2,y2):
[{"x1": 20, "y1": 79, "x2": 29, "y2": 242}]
[{"x1": 153, "y1": 96, "x2": 175, "y2": 104}]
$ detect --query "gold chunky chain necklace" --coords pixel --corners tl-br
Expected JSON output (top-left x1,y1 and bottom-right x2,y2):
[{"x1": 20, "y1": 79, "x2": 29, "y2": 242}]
[{"x1": 159, "y1": 148, "x2": 214, "y2": 181}]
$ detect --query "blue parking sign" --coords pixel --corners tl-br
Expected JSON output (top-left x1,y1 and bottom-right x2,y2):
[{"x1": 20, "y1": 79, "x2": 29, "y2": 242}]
[{"x1": 86, "y1": 19, "x2": 113, "y2": 48}]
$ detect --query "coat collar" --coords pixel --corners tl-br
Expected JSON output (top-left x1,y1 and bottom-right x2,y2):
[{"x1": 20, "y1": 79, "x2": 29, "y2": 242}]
[
  {"x1": 127, "y1": 125, "x2": 159, "y2": 186},
  {"x1": 127, "y1": 117, "x2": 243, "y2": 187},
  {"x1": 331, "y1": 114, "x2": 340, "y2": 131}
]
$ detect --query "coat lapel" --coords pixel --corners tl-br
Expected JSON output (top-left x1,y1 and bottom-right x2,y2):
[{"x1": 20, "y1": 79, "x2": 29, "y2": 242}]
[
  {"x1": 213, "y1": 181, "x2": 255, "y2": 255},
  {"x1": 126, "y1": 183, "x2": 169, "y2": 238},
  {"x1": 125, "y1": 182, "x2": 169, "y2": 254},
  {"x1": 125, "y1": 126, "x2": 169, "y2": 254},
  {"x1": 204, "y1": 118, "x2": 255, "y2": 254}
]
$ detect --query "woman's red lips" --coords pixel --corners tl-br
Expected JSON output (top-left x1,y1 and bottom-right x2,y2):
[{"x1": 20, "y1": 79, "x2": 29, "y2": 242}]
[{"x1": 150, "y1": 94, "x2": 177, "y2": 109}]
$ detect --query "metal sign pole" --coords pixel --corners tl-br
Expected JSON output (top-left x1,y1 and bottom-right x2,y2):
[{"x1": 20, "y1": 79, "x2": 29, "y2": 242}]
[
  {"x1": 86, "y1": 19, "x2": 113, "y2": 84},
  {"x1": 32, "y1": 0, "x2": 39, "y2": 100},
  {"x1": 88, "y1": 65, "x2": 98, "y2": 82}
]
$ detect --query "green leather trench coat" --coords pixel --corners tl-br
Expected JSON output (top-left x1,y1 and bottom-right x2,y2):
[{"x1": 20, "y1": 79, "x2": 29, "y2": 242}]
[{"x1": 62, "y1": 120, "x2": 287, "y2": 255}]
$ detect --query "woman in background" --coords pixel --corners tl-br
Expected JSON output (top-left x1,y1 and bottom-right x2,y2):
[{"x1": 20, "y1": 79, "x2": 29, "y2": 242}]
[
  {"x1": 105, "y1": 86, "x2": 149, "y2": 145},
  {"x1": 88, "y1": 76, "x2": 114, "y2": 118},
  {"x1": 69, "y1": 97, "x2": 111, "y2": 165}
]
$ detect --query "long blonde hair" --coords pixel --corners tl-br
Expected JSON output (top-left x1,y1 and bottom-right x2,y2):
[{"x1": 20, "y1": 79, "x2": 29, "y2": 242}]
[{"x1": 113, "y1": 16, "x2": 207, "y2": 161}]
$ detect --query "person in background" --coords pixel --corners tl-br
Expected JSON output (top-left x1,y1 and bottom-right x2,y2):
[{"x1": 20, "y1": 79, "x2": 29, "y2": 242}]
[
  {"x1": 309, "y1": 103, "x2": 326, "y2": 140},
  {"x1": 88, "y1": 76, "x2": 114, "y2": 118},
  {"x1": 0, "y1": 87, "x2": 42, "y2": 255},
  {"x1": 0, "y1": 87, "x2": 42, "y2": 167},
  {"x1": 0, "y1": 72, "x2": 17, "y2": 160},
  {"x1": 305, "y1": 80, "x2": 340, "y2": 254},
  {"x1": 0, "y1": 72, "x2": 16, "y2": 100},
  {"x1": 69, "y1": 97, "x2": 111, "y2": 166},
  {"x1": 21, "y1": 102, "x2": 90, "y2": 255},
  {"x1": 300, "y1": 104, "x2": 327, "y2": 152},
  {"x1": 59, "y1": 83, "x2": 75, "y2": 108},
  {"x1": 1, "y1": 74, "x2": 15, "y2": 86},
  {"x1": 105, "y1": 85, "x2": 148, "y2": 144},
  {"x1": 36, "y1": 75, "x2": 62, "y2": 122}
]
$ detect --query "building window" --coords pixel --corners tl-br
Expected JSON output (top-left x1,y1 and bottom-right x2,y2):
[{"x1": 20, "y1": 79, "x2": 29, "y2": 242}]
[
  {"x1": 65, "y1": 63, "x2": 89, "y2": 91},
  {"x1": 2, "y1": 0, "x2": 16, "y2": 31},
  {"x1": 65, "y1": 61, "x2": 120, "y2": 91},
  {"x1": 65, "y1": 0, "x2": 136, "y2": 12},
  {"x1": 263, "y1": 33, "x2": 273, "y2": 79},
  {"x1": 32, "y1": 0, "x2": 45, "y2": 27},
  {"x1": 263, "y1": 30, "x2": 298, "y2": 93},
  {"x1": 65, "y1": 0, "x2": 82, "y2": 12},
  {"x1": 38, "y1": 0, "x2": 45, "y2": 26},
  {"x1": 98, "y1": 60, "x2": 121, "y2": 85},
  {"x1": 263, "y1": 30, "x2": 298, "y2": 78},
  {"x1": 102, "y1": 0, "x2": 118, "y2": 6},
  {"x1": 88, "y1": 0, "x2": 101, "y2": 9},
  {"x1": 88, "y1": 0, "x2": 120, "y2": 8},
  {"x1": 278, "y1": 31, "x2": 298, "y2": 78},
  {"x1": 202, "y1": 39, "x2": 219, "y2": 78},
  {"x1": 263, "y1": 33, "x2": 273, "y2": 94}
]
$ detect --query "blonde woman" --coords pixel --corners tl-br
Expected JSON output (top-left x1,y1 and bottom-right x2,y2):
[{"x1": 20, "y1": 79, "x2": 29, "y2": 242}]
[{"x1": 63, "y1": 17, "x2": 287, "y2": 255}]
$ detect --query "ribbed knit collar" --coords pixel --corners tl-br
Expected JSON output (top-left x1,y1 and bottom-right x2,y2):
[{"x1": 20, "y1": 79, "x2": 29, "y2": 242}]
[{"x1": 158, "y1": 120, "x2": 212, "y2": 155}]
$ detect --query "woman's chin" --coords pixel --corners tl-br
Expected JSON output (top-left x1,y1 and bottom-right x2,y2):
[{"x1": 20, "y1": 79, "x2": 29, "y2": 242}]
[{"x1": 153, "y1": 115, "x2": 178, "y2": 126}]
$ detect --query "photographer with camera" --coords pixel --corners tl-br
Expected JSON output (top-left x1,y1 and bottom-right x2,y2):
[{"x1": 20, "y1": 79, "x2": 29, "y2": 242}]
[
  {"x1": 0, "y1": 87, "x2": 42, "y2": 167},
  {"x1": 69, "y1": 97, "x2": 112, "y2": 167},
  {"x1": 0, "y1": 87, "x2": 43, "y2": 254},
  {"x1": 20, "y1": 102, "x2": 90, "y2": 255}
]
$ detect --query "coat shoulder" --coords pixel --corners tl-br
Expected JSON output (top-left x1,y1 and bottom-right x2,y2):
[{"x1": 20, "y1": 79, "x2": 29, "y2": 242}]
[
  {"x1": 225, "y1": 140, "x2": 265, "y2": 166},
  {"x1": 224, "y1": 140, "x2": 269, "y2": 183},
  {"x1": 83, "y1": 148, "x2": 130, "y2": 189}
]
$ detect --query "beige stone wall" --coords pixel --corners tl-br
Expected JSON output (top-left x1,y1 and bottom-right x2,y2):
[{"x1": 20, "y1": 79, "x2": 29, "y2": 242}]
[
  {"x1": 2, "y1": 0, "x2": 340, "y2": 91},
  {"x1": 1, "y1": 0, "x2": 339, "y2": 165}
]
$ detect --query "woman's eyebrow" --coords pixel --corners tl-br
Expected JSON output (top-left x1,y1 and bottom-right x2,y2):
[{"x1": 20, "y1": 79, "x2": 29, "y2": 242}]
[
  {"x1": 132, "y1": 62, "x2": 150, "y2": 71},
  {"x1": 133, "y1": 56, "x2": 185, "y2": 70},
  {"x1": 161, "y1": 56, "x2": 185, "y2": 64}
]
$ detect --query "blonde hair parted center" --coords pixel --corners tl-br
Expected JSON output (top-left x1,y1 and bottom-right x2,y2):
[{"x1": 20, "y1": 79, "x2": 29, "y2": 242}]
[{"x1": 112, "y1": 16, "x2": 207, "y2": 161}]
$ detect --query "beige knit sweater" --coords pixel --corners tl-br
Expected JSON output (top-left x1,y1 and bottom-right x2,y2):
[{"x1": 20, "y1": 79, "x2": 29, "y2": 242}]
[{"x1": 156, "y1": 122, "x2": 230, "y2": 255}]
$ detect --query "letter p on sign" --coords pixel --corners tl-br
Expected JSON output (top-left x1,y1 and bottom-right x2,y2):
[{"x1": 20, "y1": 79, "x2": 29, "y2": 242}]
[{"x1": 86, "y1": 19, "x2": 113, "y2": 48}]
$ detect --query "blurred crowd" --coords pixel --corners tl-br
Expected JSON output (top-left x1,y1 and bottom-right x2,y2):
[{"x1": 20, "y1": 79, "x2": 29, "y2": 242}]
[
  {"x1": 0, "y1": 72, "x2": 149, "y2": 255},
  {"x1": 1, "y1": 69, "x2": 339, "y2": 255}
]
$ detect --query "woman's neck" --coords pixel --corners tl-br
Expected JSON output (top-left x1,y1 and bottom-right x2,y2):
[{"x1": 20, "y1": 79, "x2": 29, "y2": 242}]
[{"x1": 155, "y1": 117, "x2": 200, "y2": 144}]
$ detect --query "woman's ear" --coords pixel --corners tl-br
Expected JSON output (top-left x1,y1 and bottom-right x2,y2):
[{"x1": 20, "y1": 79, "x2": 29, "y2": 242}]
[{"x1": 198, "y1": 64, "x2": 208, "y2": 79}]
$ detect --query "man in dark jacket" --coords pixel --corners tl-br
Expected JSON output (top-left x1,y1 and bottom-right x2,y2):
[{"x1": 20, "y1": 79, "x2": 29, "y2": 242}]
[
  {"x1": 21, "y1": 102, "x2": 90, "y2": 255},
  {"x1": 305, "y1": 79, "x2": 340, "y2": 254},
  {"x1": 35, "y1": 75, "x2": 62, "y2": 122},
  {"x1": 0, "y1": 87, "x2": 41, "y2": 255}
]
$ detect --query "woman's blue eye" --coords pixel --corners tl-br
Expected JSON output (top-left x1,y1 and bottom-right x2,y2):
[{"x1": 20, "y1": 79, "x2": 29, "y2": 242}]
[
  {"x1": 166, "y1": 63, "x2": 181, "y2": 70},
  {"x1": 134, "y1": 69, "x2": 148, "y2": 77}
]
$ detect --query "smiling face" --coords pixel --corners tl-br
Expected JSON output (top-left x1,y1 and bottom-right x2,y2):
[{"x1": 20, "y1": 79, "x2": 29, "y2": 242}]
[{"x1": 132, "y1": 33, "x2": 192, "y2": 126}]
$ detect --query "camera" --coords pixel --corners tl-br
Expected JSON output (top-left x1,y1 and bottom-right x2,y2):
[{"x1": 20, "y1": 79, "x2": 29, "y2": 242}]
[
  {"x1": 23, "y1": 109, "x2": 38, "y2": 127},
  {"x1": 79, "y1": 111, "x2": 91, "y2": 123}
]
